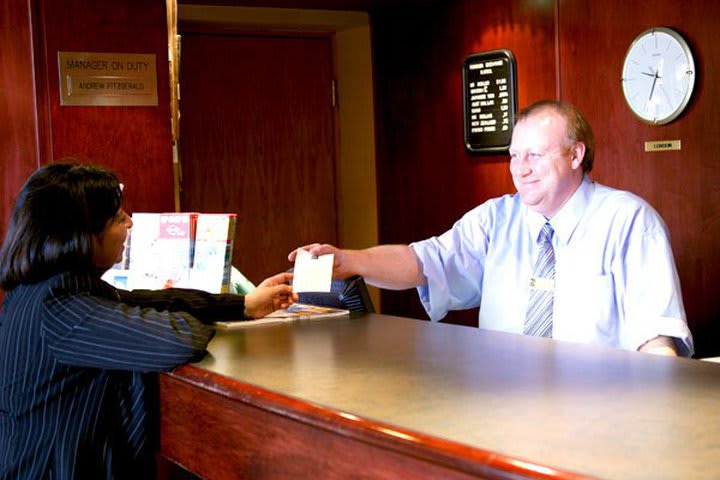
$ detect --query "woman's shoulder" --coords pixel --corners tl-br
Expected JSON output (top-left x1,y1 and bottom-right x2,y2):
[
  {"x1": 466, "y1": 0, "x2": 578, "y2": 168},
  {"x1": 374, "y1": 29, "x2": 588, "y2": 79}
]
[
  {"x1": 47, "y1": 271, "x2": 118, "y2": 297},
  {"x1": 1, "y1": 272, "x2": 108, "y2": 317}
]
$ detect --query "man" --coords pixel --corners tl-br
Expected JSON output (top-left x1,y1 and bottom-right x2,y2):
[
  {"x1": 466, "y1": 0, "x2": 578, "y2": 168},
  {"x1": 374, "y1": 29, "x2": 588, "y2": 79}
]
[{"x1": 290, "y1": 100, "x2": 693, "y2": 356}]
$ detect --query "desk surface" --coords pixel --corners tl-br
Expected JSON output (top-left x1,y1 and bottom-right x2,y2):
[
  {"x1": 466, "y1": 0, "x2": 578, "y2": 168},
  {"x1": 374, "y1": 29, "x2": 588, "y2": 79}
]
[{"x1": 168, "y1": 313, "x2": 720, "y2": 479}]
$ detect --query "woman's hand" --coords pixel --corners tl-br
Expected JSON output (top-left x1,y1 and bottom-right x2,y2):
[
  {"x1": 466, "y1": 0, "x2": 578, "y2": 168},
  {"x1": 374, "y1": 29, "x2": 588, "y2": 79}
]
[{"x1": 244, "y1": 272, "x2": 298, "y2": 319}]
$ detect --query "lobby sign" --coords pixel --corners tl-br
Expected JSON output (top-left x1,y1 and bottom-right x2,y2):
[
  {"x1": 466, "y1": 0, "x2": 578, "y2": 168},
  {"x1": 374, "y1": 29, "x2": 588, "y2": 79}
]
[
  {"x1": 462, "y1": 49, "x2": 517, "y2": 154},
  {"x1": 58, "y1": 52, "x2": 158, "y2": 106}
]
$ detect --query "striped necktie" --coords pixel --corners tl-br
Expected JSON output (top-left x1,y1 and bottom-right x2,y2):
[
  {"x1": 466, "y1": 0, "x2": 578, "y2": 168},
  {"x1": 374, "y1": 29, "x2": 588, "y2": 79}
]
[{"x1": 525, "y1": 222, "x2": 555, "y2": 338}]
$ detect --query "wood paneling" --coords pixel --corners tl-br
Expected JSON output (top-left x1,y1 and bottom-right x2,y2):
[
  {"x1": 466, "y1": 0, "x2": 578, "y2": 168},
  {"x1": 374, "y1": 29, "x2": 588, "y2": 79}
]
[
  {"x1": 161, "y1": 373, "x2": 490, "y2": 480},
  {"x1": 371, "y1": 0, "x2": 556, "y2": 325},
  {"x1": 0, "y1": 1, "x2": 40, "y2": 243},
  {"x1": 5, "y1": 0, "x2": 718, "y2": 354},
  {"x1": 559, "y1": 0, "x2": 720, "y2": 356},
  {"x1": 178, "y1": 33, "x2": 337, "y2": 282},
  {"x1": 38, "y1": 0, "x2": 174, "y2": 214},
  {"x1": 178, "y1": 0, "x2": 437, "y2": 10},
  {"x1": 0, "y1": 0, "x2": 41, "y2": 303}
]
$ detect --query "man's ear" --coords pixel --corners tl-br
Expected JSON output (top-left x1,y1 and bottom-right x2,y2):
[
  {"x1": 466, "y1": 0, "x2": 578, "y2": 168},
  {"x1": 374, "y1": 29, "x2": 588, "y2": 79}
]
[{"x1": 570, "y1": 142, "x2": 586, "y2": 170}]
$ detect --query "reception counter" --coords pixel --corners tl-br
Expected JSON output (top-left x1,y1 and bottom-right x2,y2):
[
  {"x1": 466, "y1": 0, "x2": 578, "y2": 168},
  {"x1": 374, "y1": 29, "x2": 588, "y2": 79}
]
[{"x1": 159, "y1": 313, "x2": 720, "y2": 479}]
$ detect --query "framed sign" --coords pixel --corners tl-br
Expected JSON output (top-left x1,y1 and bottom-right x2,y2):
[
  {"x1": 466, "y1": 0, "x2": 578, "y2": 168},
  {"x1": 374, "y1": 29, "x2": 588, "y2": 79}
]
[
  {"x1": 58, "y1": 52, "x2": 158, "y2": 106},
  {"x1": 462, "y1": 50, "x2": 517, "y2": 154}
]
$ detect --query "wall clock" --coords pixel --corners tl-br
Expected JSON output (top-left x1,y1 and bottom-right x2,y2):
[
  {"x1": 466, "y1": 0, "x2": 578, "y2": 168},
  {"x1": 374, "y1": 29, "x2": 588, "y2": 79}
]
[{"x1": 621, "y1": 27, "x2": 696, "y2": 125}]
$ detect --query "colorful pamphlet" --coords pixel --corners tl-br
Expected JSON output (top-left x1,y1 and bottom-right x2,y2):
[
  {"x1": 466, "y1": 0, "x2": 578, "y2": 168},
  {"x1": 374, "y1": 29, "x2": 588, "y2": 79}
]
[
  {"x1": 102, "y1": 211, "x2": 238, "y2": 293},
  {"x1": 125, "y1": 212, "x2": 197, "y2": 289},
  {"x1": 189, "y1": 213, "x2": 237, "y2": 293}
]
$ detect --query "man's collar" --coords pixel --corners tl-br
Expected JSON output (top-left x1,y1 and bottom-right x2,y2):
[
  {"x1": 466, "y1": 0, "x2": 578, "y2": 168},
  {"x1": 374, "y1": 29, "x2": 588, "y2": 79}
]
[{"x1": 526, "y1": 175, "x2": 594, "y2": 245}]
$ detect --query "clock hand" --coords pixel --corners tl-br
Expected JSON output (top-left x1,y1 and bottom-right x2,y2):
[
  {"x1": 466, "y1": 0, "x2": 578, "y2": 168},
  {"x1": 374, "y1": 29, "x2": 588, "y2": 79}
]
[{"x1": 648, "y1": 71, "x2": 659, "y2": 101}]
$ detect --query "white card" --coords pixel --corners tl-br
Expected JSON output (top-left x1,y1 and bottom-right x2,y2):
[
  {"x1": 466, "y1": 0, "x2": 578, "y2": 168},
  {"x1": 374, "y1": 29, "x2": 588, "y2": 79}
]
[{"x1": 292, "y1": 249, "x2": 334, "y2": 293}]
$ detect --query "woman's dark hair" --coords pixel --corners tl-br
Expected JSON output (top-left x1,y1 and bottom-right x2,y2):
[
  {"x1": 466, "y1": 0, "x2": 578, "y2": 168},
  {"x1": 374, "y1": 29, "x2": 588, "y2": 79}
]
[{"x1": 0, "y1": 163, "x2": 123, "y2": 290}]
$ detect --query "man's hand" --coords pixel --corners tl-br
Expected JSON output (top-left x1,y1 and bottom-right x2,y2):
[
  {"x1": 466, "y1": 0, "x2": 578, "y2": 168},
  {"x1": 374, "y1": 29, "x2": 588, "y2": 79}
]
[
  {"x1": 288, "y1": 243, "x2": 355, "y2": 279},
  {"x1": 244, "y1": 272, "x2": 298, "y2": 318},
  {"x1": 289, "y1": 243, "x2": 425, "y2": 290},
  {"x1": 638, "y1": 335, "x2": 678, "y2": 356}
]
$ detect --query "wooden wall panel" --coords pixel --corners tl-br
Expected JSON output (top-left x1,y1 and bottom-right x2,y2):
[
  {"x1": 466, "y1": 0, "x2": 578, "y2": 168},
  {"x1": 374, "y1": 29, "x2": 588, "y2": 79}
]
[
  {"x1": 38, "y1": 0, "x2": 174, "y2": 214},
  {"x1": 177, "y1": 33, "x2": 337, "y2": 283},
  {"x1": 0, "y1": 1, "x2": 40, "y2": 244},
  {"x1": 371, "y1": 0, "x2": 556, "y2": 325},
  {"x1": 7, "y1": 0, "x2": 717, "y2": 354},
  {"x1": 0, "y1": 0, "x2": 41, "y2": 303},
  {"x1": 559, "y1": 0, "x2": 720, "y2": 356}
]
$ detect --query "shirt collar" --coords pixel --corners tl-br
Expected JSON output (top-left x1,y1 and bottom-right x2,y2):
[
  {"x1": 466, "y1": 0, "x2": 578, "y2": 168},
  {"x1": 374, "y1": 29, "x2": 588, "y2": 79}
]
[{"x1": 525, "y1": 175, "x2": 595, "y2": 245}]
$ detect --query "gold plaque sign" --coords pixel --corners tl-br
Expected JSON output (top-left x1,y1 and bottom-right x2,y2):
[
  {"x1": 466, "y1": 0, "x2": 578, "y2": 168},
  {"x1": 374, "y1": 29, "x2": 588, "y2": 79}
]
[
  {"x1": 644, "y1": 140, "x2": 682, "y2": 152},
  {"x1": 58, "y1": 52, "x2": 158, "y2": 106}
]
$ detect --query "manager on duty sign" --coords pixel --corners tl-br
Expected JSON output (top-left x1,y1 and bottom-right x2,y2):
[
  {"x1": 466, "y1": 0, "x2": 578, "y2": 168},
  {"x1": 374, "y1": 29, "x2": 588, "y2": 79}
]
[{"x1": 58, "y1": 52, "x2": 158, "y2": 106}]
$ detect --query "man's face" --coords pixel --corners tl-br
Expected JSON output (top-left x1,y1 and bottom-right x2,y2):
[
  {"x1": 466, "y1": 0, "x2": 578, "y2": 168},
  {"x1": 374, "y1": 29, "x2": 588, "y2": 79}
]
[{"x1": 509, "y1": 109, "x2": 584, "y2": 218}]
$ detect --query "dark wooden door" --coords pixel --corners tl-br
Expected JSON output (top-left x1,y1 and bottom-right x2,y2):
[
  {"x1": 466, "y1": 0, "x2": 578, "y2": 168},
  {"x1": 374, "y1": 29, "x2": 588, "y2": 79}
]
[{"x1": 178, "y1": 33, "x2": 337, "y2": 283}]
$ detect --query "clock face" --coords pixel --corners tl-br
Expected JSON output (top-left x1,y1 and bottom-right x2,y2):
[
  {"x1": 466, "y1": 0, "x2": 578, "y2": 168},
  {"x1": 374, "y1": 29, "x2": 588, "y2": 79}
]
[{"x1": 621, "y1": 27, "x2": 695, "y2": 125}]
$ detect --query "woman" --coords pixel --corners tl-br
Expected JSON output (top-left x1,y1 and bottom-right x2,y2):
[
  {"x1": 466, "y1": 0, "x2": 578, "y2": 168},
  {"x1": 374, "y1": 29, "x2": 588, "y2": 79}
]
[{"x1": 0, "y1": 163, "x2": 296, "y2": 479}]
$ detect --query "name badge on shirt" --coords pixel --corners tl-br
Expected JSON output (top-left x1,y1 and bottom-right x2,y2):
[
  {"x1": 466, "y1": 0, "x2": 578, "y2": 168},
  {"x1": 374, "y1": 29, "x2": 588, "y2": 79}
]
[{"x1": 529, "y1": 276, "x2": 554, "y2": 291}]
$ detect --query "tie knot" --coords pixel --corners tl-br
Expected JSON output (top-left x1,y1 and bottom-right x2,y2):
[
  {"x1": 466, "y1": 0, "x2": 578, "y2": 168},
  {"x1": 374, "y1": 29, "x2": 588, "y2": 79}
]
[{"x1": 539, "y1": 222, "x2": 554, "y2": 243}]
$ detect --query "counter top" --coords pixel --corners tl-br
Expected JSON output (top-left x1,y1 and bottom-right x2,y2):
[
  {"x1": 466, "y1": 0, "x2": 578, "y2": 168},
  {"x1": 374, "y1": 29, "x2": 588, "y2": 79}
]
[{"x1": 165, "y1": 313, "x2": 720, "y2": 479}]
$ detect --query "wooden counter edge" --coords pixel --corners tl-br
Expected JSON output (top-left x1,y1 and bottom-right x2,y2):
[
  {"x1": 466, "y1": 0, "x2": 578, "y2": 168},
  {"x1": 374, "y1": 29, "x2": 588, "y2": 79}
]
[{"x1": 161, "y1": 365, "x2": 595, "y2": 480}]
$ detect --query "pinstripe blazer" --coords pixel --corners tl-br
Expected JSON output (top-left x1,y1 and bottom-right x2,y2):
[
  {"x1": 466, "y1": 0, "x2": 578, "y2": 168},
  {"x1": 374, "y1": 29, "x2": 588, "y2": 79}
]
[{"x1": 0, "y1": 270, "x2": 246, "y2": 479}]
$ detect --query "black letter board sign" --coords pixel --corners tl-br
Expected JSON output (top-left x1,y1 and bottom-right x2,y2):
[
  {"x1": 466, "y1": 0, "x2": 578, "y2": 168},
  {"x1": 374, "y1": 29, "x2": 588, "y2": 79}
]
[{"x1": 462, "y1": 50, "x2": 517, "y2": 154}]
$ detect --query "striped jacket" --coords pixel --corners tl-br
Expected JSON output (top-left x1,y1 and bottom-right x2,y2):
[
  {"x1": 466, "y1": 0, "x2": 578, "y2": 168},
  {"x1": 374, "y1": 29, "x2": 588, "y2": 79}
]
[{"x1": 0, "y1": 271, "x2": 246, "y2": 479}]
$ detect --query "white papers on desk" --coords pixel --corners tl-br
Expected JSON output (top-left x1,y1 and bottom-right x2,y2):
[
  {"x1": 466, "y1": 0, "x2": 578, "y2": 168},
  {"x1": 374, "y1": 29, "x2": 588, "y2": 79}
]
[
  {"x1": 214, "y1": 303, "x2": 349, "y2": 329},
  {"x1": 292, "y1": 249, "x2": 333, "y2": 293}
]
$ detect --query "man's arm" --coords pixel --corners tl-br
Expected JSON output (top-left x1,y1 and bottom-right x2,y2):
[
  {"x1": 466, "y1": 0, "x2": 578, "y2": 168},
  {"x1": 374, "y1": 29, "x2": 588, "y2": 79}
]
[{"x1": 289, "y1": 244, "x2": 425, "y2": 290}]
